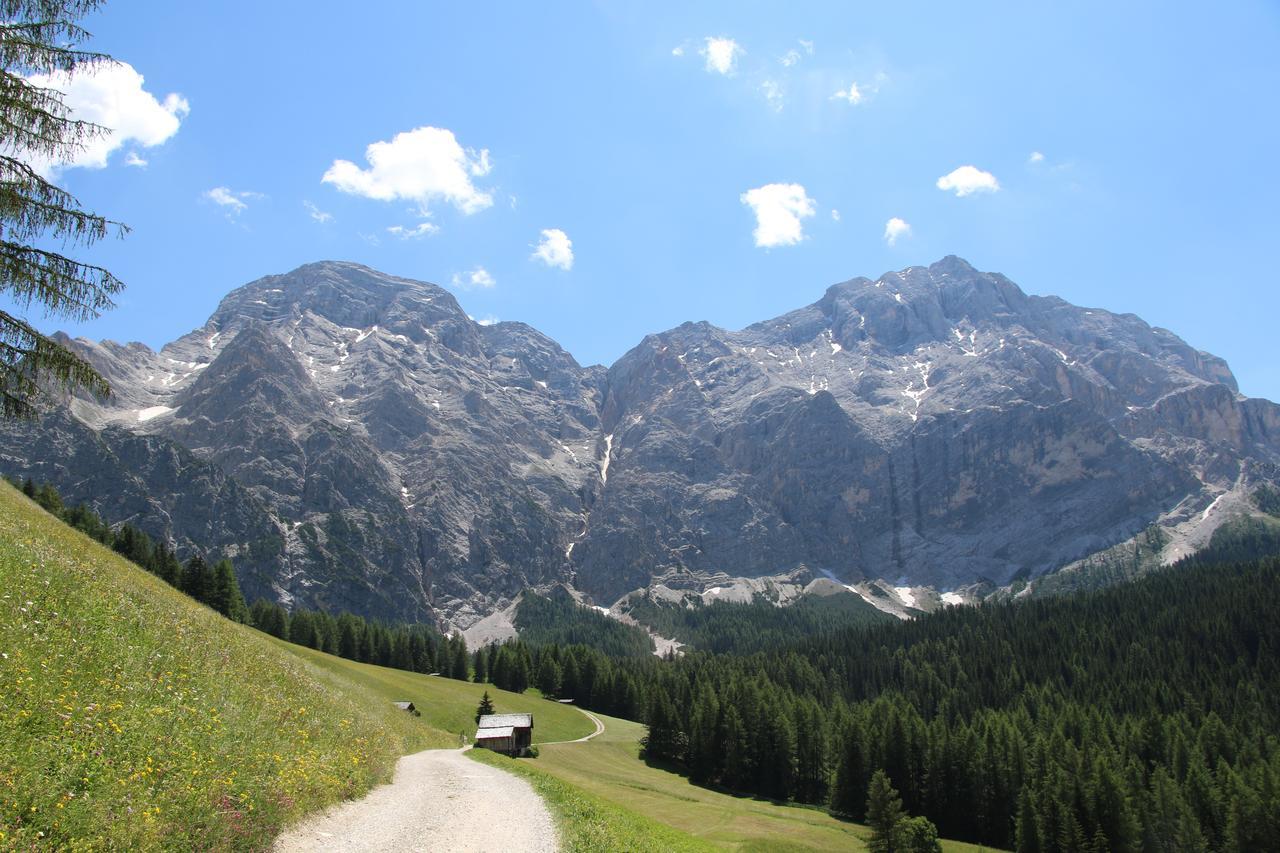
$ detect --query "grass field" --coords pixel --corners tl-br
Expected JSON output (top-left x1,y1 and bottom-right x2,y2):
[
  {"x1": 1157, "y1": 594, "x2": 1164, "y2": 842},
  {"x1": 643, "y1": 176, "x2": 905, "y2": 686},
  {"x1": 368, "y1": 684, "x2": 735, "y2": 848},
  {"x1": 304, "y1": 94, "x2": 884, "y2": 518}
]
[
  {"x1": 269, "y1": 640, "x2": 596, "y2": 745},
  {"x1": 0, "y1": 482, "x2": 449, "y2": 849},
  {"x1": 530, "y1": 711, "x2": 996, "y2": 852},
  {"x1": 469, "y1": 747, "x2": 714, "y2": 852}
]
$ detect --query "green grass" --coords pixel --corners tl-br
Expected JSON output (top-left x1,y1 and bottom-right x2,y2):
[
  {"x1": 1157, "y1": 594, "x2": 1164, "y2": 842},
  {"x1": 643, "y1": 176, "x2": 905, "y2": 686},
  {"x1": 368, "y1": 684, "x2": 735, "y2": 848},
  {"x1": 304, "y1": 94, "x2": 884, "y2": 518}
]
[
  {"x1": 265, "y1": 640, "x2": 595, "y2": 744},
  {"x1": 0, "y1": 478, "x2": 997, "y2": 851},
  {"x1": 467, "y1": 746, "x2": 713, "y2": 852},
  {"x1": 530, "y1": 711, "x2": 995, "y2": 852},
  {"x1": 0, "y1": 482, "x2": 450, "y2": 850}
]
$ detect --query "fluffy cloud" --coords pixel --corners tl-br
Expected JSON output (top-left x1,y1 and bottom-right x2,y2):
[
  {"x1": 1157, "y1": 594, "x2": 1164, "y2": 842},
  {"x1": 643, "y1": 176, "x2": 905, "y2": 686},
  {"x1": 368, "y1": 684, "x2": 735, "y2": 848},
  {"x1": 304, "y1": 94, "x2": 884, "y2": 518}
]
[
  {"x1": 303, "y1": 201, "x2": 332, "y2": 224},
  {"x1": 203, "y1": 187, "x2": 260, "y2": 216},
  {"x1": 452, "y1": 267, "x2": 495, "y2": 289},
  {"x1": 25, "y1": 61, "x2": 188, "y2": 175},
  {"x1": 701, "y1": 37, "x2": 742, "y2": 75},
  {"x1": 1029, "y1": 151, "x2": 1045, "y2": 164},
  {"x1": 831, "y1": 82, "x2": 863, "y2": 104},
  {"x1": 936, "y1": 165, "x2": 1000, "y2": 197},
  {"x1": 322, "y1": 126, "x2": 493, "y2": 216},
  {"x1": 470, "y1": 314, "x2": 500, "y2": 326},
  {"x1": 531, "y1": 228, "x2": 574, "y2": 270},
  {"x1": 883, "y1": 217, "x2": 912, "y2": 246},
  {"x1": 740, "y1": 183, "x2": 816, "y2": 248},
  {"x1": 124, "y1": 151, "x2": 148, "y2": 168},
  {"x1": 386, "y1": 222, "x2": 439, "y2": 239},
  {"x1": 831, "y1": 209, "x2": 841, "y2": 222},
  {"x1": 672, "y1": 45, "x2": 685, "y2": 57}
]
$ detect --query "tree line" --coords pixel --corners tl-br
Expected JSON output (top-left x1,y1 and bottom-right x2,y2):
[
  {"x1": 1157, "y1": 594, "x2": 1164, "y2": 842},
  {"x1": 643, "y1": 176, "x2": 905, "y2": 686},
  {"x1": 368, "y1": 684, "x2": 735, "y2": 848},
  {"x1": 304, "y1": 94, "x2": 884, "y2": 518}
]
[
  {"x1": 11, "y1": 476, "x2": 248, "y2": 621},
  {"x1": 505, "y1": 555, "x2": 1280, "y2": 852},
  {"x1": 9, "y1": 475, "x2": 476, "y2": 684}
]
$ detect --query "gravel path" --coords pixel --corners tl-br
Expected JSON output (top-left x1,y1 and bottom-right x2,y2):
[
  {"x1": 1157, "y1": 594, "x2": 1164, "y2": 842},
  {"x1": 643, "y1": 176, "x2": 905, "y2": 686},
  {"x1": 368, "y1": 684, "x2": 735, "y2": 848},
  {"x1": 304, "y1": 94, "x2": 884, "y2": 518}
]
[{"x1": 273, "y1": 748, "x2": 558, "y2": 853}]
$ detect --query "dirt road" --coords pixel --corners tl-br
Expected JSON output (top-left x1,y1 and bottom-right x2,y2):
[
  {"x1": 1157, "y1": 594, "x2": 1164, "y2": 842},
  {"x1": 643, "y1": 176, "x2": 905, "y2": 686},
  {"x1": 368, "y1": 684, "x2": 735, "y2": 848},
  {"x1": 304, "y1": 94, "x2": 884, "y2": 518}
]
[{"x1": 273, "y1": 748, "x2": 558, "y2": 852}]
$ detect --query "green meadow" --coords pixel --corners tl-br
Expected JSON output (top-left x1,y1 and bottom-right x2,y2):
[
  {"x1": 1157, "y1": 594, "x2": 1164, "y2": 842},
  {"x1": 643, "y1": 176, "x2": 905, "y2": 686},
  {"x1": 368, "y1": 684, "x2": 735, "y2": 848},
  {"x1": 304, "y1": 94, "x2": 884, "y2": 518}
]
[{"x1": 0, "y1": 481, "x2": 449, "y2": 849}]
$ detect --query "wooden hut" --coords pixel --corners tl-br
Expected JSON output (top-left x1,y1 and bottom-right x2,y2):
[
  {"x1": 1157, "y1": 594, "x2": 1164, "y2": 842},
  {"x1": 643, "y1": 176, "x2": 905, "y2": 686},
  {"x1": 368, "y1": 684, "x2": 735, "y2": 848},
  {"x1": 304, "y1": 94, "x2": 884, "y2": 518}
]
[{"x1": 474, "y1": 713, "x2": 533, "y2": 755}]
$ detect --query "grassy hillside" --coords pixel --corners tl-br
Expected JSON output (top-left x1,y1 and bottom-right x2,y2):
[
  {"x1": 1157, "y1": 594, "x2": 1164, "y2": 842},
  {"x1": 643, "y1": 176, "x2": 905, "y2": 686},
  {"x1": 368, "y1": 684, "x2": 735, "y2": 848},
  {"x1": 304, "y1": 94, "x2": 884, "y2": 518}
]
[
  {"x1": 0, "y1": 482, "x2": 450, "y2": 849},
  {"x1": 272, "y1": 640, "x2": 596, "y2": 744},
  {"x1": 528, "y1": 711, "x2": 990, "y2": 852}
]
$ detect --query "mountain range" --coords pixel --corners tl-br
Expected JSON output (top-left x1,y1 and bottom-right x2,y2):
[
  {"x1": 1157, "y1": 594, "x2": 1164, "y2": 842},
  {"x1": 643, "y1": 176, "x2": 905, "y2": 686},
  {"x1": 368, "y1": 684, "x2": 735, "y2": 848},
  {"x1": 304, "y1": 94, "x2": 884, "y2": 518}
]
[{"x1": 4, "y1": 257, "x2": 1276, "y2": 629}]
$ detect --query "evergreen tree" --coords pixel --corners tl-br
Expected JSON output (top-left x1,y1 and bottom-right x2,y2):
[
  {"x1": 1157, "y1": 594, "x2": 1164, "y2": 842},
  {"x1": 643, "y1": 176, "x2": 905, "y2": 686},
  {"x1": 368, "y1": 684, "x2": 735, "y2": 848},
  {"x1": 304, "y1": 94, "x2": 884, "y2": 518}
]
[
  {"x1": 535, "y1": 654, "x2": 562, "y2": 697},
  {"x1": 181, "y1": 554, "x2": 212, "y2": 604},
  {"x1": 208, "y1": 559, "x2": 247, "y2": 621},
  {"x1": 472, "y1": 646, "x2": 488, "y2": 683},
  {"x1": 0, "y1": 0, "x2": 129, "y2": 419},
  {"x1": 867, "y1": 770, "x2": 905, "y2": 853},
  {"x1": 449, "y1": 636, "x2": 470, "y2": 681},
  {"x1": 475, "y1": 690, "x2": 495, "y2": 724}
]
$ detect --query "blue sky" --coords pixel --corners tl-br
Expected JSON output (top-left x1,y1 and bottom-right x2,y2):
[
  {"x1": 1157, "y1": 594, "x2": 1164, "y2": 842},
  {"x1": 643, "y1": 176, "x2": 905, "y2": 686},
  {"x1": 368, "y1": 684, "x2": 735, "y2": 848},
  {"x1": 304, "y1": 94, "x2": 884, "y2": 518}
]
[{"x1": 22, "y1": 1, "x2": 1280, "y2": 400}]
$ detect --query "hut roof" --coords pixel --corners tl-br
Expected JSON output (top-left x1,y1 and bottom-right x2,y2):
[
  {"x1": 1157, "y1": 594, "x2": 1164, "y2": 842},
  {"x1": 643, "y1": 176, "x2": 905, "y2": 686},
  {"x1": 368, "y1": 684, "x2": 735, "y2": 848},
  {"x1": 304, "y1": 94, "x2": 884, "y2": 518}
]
[
  {"x1": 477, "y1": 713, "x2": 532, "y2": 729},
  {"x1": 475, "y1": 726, "x2": 515, "y2": 739}
]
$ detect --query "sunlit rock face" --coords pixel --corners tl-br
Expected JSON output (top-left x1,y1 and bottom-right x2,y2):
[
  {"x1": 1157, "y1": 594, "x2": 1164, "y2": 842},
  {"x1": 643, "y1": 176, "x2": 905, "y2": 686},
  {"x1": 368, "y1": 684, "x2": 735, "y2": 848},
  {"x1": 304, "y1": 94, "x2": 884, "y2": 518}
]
[{"x1": 5, "y1": 258, "x2": 1277, "y2": 626}]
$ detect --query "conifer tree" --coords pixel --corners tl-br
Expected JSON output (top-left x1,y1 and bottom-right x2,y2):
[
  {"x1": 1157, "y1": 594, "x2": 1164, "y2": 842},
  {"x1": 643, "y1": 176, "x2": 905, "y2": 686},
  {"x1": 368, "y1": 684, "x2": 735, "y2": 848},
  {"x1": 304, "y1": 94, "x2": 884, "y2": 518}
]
[
  {"x1": 475, "y1": 690, "x2": 494, "y2": 724},
  {"x1": 0, "y1": 0, "x2": 129, "y2": 418},
  {"x1": 535, "y1": 655, "x2": 561, "y2": 697},
  {"x1": 867, "y1": 770, "x2": 905, "y2": 853},
  {"x1": 181, "y1": 554, "x2": 211, "y2": 604},
  {"x1": 208, "y1": 559, "x2": 247, "y2": 621}
]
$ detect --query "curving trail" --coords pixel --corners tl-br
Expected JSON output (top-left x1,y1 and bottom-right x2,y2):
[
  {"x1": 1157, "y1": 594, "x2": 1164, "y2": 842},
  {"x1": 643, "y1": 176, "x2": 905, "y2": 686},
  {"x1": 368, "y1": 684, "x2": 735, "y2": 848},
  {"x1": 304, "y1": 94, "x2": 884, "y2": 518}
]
[{"x1": 273, "y1": 747, "x2": 557, "y2": 853}]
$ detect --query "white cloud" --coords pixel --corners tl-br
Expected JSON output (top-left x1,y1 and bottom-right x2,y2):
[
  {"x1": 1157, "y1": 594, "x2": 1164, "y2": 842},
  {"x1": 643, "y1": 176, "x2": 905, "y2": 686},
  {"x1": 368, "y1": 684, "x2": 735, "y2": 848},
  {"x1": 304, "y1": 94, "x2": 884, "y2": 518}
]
[
  {"x1": 832, "y1": 72, "x2": 887, "y2": 106},
  {"x1": 452, "y1": 266, "x2": 495, "y2": 289},
  {"x1": 532, "y1": 228, "x2": 574, "y2": 270},
  {"x1": 203, "y1": 187, "x2": 260, "y2": 217},
  {"x1": 780, "y1": 49, "x2": 801, "y2": 68},
  {"x1": 936, "y1": 165, "x2": 1000, "y2": 197},
  {"x1": 831, "y1": 82, "x2": 863, "y2": 104},
  {"x1": 760, "y1": 79, "x2": 784, "y2": 111},
  {"x1": 799, "y1": 39, "x2": 815, "y2": 55},
  {"x1": 386, "y1": 221, "x2": 439, "y2": 239},
  {"x1": 124, "y1": 151, "x2": 147, "y2": 168},
  {"x1": 303, "y1": 200, "x2": 332, "y2": 224},
  {"x1": 672, "y1": 45, "x2": 685, "y2": 57},
  {"x1": 25, "y1": 61, "x2": 188, "y2": 175},
  {"x1": 740, "y1": 183, "x2": 816, "y2": 248},
  {"x1": 322, "y1": 126, "x2": 493, "y2": 216},
  {"x1": 701, "y1": 37, "x2": 742, "y2": 75},
  {"x1": 470, "y1": 314, "x2": 500, "y2": 326},
  {"x1": 1029, "y1": 151, "x2": 1045, "y2": 164},
  {"x1": 883, "y1": 217, "x2": 912, "y2": 246},
  {"x1": 831, "y1": 209, "x2": 841, "y2": 222}
]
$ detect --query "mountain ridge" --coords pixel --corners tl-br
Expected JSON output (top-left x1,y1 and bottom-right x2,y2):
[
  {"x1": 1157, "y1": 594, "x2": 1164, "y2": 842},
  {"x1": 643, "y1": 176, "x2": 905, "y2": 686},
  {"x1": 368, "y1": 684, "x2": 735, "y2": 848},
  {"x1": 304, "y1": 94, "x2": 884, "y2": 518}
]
[{"x1": 4, "y1": 257, "x2": 1276, "y2": 628}]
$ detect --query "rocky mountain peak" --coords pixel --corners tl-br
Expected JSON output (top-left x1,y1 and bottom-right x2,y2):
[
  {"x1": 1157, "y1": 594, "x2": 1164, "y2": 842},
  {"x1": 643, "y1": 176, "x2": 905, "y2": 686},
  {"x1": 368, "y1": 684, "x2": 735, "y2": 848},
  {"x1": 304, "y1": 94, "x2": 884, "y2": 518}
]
[{"x1": 6, "y1": 257, "x2": 1278, "y2": 629}]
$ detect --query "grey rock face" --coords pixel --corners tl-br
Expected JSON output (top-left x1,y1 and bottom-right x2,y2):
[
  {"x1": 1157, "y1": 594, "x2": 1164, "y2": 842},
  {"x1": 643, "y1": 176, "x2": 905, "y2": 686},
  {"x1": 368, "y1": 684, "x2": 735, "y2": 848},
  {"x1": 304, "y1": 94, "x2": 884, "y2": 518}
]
[{"x1": 4, "y1": 257, "x2": 1277, "y2": 625}]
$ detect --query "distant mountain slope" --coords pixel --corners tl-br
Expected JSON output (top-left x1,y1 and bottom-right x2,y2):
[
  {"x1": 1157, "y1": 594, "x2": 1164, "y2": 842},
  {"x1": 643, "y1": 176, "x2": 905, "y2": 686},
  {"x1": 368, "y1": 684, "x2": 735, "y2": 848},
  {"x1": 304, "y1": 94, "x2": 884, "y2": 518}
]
[{"x1": 3, "y1": 258, "x2": 1278, "y2": 625}]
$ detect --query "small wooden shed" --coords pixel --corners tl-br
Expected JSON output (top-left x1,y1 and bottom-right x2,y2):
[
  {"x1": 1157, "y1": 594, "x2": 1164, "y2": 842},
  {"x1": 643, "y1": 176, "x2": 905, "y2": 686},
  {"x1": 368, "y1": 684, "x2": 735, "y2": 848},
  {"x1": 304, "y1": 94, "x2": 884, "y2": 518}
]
[{"x1": 474, "y1": 713, "x2": 533, "y2": 755}]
